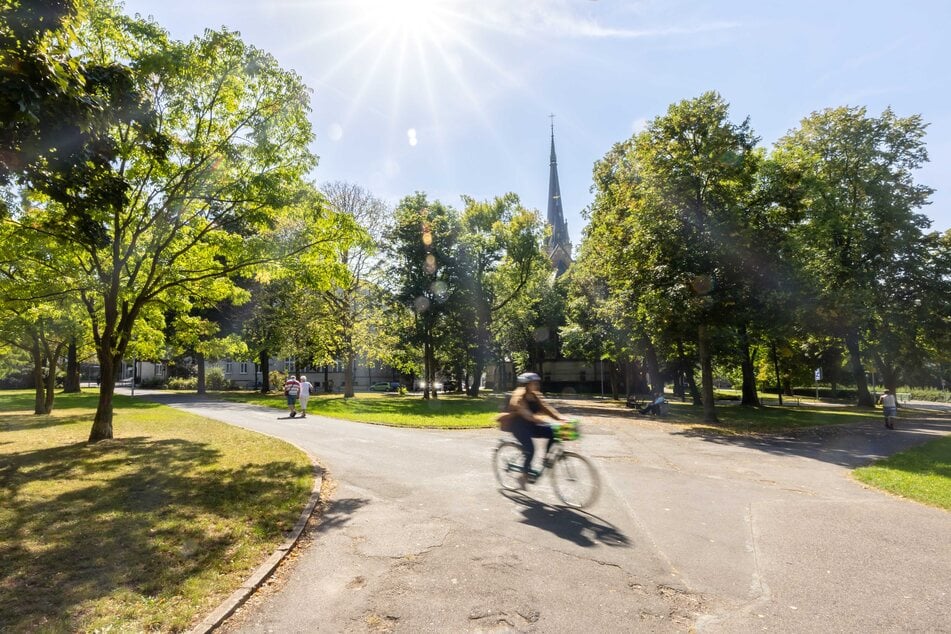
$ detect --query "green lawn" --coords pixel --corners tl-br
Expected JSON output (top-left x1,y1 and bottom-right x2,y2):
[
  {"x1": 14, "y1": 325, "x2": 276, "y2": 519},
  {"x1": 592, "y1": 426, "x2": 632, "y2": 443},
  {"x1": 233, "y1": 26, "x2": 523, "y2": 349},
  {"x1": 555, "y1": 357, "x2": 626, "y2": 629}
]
[
  {"x1": 633, "y1": 398, "x2": 882, "y2": 434},
  {"x1": 0, "y1": 390, "x2": 313, "y2": 633},
  {"x1": 219, "y1": 390, "x2": 504, "y2": 428},
  {"x1": 853, "y1": 435, "x2": 951, "y2": 510}
]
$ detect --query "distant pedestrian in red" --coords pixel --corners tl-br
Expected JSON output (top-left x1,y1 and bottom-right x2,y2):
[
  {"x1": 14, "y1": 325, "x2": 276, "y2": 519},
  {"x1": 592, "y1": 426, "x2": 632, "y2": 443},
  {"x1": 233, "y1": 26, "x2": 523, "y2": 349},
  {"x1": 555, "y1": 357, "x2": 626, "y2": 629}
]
[{"x1": 283, "y1": 374, "x2": 301, "y2": 418}]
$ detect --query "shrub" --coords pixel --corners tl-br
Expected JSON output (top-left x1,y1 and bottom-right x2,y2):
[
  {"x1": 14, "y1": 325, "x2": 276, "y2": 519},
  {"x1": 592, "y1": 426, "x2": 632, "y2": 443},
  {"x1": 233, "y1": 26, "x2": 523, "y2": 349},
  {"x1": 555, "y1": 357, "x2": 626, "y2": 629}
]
[
  {"x1": 906, "y1": 387, "x2": 951, "y2": 403},
  {"x1": 269, "y1": 371, "x2": 287, "y2": 390},
  {"x1": 138, "y1": 377, "x2": 167, "y2": 389},
  {"x1": 206, "y1": 367, "x2": 228, "y2": 391},
  {"x1": 167, "y1": 376, "x2": 197, "y2": 390}
]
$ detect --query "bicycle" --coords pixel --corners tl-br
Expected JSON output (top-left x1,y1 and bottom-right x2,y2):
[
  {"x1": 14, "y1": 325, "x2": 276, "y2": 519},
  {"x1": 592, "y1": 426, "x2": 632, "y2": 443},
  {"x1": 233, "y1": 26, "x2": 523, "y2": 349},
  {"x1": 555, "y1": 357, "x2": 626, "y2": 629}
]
[{"x1": 493, "y1": 419, "x2": 600, "y2": 509}]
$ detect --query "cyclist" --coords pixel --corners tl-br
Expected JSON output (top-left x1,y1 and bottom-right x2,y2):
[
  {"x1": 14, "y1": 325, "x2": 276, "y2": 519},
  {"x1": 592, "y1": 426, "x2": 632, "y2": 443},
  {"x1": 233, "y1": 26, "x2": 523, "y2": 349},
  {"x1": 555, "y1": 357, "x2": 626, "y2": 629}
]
[{"x1": 508, "y1": 372, "x2": 570, "y2": 487}]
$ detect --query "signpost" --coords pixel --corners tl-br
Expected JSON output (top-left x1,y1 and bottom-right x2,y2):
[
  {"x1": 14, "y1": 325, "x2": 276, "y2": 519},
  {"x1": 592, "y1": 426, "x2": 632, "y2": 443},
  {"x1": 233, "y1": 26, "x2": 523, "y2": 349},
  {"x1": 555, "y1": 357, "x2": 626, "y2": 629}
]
[{"x1": 814, "y1": 368, "x2": 822, "y2": 402}]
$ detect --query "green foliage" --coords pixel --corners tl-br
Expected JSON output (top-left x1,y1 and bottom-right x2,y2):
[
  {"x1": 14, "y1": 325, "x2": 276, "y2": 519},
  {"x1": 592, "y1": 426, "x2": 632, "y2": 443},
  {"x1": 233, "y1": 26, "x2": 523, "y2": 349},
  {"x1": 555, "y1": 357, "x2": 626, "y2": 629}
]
[
  {"x1": 167, "y1": 376, "x2": 197, "y2": 390},
  {"x1": 205, "y1": 366, "x2": 229, "y2": 390}
]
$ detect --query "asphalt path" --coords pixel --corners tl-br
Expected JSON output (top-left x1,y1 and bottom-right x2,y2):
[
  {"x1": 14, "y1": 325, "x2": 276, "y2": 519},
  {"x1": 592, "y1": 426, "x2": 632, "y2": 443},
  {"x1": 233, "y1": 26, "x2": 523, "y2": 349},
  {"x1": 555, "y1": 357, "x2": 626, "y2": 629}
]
[{"x1": 141, "y1": 394, "x2": 950, "y2": 633}]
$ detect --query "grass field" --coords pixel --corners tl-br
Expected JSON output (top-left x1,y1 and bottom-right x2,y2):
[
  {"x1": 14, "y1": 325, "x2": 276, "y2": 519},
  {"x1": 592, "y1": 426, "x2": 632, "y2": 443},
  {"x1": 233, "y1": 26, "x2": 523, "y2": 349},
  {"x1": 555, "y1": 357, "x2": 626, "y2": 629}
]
[
  {"x1": 661, "y1": 399, "x2": 883, "y2": 433},
  {"x1": 219, "y1": 390, "x2": 505, "y2": 428},
  {"x1": 0, "y1": 390, "x2": 312, "y2": 633},
  {"x1": 853, "y1": 435, "x2": 951, "y2": 510}
]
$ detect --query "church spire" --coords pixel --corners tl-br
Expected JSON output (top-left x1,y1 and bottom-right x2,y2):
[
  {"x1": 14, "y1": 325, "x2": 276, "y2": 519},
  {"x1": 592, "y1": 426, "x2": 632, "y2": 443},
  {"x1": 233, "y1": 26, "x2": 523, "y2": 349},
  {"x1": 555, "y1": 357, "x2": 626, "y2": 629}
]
[{"x1": 546, "y1": 115, "x2": 572, "y2": 276}]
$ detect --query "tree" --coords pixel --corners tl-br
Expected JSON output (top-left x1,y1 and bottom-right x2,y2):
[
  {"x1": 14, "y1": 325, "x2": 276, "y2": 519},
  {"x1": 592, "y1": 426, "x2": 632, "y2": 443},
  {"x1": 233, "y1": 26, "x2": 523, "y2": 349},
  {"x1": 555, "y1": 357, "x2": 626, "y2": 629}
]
[
  {"x1": 8, "y1": 11, "x2": 319, "y2": 441},
  {"x1": 455, "y1": 194, "x2": 548, "y2": 396},
  {"x1": 386, "y1": 193, "x2": 460, "y2": 399},
  {"x1": 774, "y1": 106, "x2": 934, "y2": 406},
  {"x1": 318, "y1": 181, "x2": 386, "y2": 398},
  {"x1": 581, "y1": 92, "x2": 760, "y2": 422}
]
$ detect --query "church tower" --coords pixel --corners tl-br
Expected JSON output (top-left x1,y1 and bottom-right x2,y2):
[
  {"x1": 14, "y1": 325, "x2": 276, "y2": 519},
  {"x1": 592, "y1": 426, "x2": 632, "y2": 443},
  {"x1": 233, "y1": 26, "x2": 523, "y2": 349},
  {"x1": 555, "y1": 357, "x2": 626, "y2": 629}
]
[{"x1": 546, "y1": 118, "x2": 572, "y2": 276}]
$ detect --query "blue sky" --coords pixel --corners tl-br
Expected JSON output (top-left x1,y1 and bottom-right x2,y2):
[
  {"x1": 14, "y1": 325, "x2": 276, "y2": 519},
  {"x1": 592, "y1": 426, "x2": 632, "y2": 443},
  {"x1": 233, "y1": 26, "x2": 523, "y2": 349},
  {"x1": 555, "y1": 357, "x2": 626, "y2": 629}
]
[{"x1": 122, "y1": 0, "x2": 951, "y2": 245}]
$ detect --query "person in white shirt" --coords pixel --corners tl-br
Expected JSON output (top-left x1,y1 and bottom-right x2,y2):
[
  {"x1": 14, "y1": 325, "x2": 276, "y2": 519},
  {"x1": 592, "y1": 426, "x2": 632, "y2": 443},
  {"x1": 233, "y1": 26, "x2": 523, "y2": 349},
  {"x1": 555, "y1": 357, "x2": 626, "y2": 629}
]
[
  {"x1": 298, "y1": 375, "x2": 313, "y2": 418},
  {"x1": 878, "y1": 389, "x2": 898, "y2": 429}
]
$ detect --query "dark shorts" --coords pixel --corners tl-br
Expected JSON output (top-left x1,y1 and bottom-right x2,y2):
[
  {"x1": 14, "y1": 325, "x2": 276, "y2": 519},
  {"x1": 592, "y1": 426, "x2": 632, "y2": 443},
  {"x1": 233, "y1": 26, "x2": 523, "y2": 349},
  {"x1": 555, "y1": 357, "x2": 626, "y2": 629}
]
[
  {"x1": 286, "y1": 394, "x2": 298, "y2": 406},
  {"x1": 884, "y1": 406, "x2": 897, "y2": 417}
]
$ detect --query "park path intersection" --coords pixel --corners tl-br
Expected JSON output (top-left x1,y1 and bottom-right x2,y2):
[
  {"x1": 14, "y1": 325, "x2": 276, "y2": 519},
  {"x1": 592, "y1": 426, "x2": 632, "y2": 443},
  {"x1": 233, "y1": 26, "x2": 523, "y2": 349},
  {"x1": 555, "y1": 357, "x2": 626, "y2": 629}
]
[{"x1": 149, "y1": 395, "x2": 950, "y2": 633}]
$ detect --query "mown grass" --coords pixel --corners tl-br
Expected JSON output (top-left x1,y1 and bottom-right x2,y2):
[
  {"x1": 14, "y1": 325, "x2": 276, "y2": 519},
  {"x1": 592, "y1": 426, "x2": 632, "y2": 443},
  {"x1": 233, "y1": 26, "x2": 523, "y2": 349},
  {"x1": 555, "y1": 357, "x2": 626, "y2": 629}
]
[
  {"x1": 853, "y1": 435, "x2": 951, "y2": 510},
  {"x1": 596, "y1": 396, "x2": 884, "y2": 434},
  {"x1": 0, "y1": 389, "x2": 313, "y2": 633},
  {"x1": 218, "y1": 390, "x2": 504, "y2": 428}
]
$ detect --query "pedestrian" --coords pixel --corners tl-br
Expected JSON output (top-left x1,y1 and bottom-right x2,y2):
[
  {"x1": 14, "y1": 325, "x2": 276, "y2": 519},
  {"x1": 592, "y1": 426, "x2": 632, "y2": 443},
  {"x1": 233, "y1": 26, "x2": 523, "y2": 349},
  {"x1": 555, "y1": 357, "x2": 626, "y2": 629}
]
[
  {"x1": 298, "y1": 375, "x2": 313, "y2": 418},
  {"x1": 878, "y1": 389, "x2": 898, "y2": 429},
  {"x1": 283, "y1": 373, "x2": 301, "y2": 418}
]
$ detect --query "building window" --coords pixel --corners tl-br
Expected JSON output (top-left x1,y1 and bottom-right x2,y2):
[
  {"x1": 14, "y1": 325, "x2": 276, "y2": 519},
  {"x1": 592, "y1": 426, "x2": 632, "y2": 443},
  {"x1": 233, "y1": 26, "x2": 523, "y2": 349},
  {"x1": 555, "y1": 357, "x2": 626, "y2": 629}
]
[
  {"x1": 225, "y1": 362, "x2": 233, "y2": 374},
  {"x1": 240, "y1": 362, "x2": 248, "y2": 374}
]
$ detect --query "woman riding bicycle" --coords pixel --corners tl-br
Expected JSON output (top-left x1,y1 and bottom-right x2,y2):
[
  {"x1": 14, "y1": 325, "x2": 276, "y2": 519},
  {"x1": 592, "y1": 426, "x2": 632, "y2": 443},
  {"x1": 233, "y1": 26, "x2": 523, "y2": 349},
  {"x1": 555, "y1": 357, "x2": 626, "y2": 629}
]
[{"x1": 509, "y1": 372, "x2": 570, "y2": 486}]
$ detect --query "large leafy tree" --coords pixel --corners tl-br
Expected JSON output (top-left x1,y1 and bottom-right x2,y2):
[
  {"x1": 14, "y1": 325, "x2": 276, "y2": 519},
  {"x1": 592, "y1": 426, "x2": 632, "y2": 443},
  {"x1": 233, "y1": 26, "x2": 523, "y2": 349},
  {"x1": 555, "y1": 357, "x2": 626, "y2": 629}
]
[
  {"x1": 583, "y1": 92, "x2": 760, "y2": 422},
  {"x1": 8, "y1": 8, "x2": 318, "y2": 441},
  {"x1": 386, "y1": 193, "x2": 460, "y2": 399},
  {"x1": 455, "y1": 194, "x2": 548, "y2": 396},
  {"x1": 774, "y1": 106, "x2": 934, "y2": 406}
]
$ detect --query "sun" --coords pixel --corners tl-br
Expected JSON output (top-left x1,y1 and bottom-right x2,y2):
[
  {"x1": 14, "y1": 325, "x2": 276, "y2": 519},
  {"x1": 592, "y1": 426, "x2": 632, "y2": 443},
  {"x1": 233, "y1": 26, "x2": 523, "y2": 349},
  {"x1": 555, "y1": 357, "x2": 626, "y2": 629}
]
[{"x1": 351, "y1": 0, "x2": 457, "y2": 43}]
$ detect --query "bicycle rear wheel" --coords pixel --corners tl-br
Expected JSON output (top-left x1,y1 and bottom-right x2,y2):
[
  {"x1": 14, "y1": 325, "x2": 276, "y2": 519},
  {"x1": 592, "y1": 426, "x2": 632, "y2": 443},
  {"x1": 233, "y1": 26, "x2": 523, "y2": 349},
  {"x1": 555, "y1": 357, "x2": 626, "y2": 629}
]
[
  {"x1": 551, "y1": 451, "x2": 600, "y2": 508},
  {"x1": 493, "y1": 441, "x2": 526, "y2": 490}
]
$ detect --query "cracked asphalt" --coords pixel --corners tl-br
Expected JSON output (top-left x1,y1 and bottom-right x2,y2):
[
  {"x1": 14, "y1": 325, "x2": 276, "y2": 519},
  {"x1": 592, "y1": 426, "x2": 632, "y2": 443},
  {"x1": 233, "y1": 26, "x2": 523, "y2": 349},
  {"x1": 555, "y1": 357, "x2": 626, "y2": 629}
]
[{"x1": 147, "y1": 394, "x2": 950, "y2": 633}]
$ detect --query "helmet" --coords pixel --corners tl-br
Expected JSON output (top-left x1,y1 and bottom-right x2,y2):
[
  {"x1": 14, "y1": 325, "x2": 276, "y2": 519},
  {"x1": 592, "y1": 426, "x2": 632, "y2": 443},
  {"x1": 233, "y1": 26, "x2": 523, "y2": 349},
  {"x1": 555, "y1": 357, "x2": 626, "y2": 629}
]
[{"x1": 516, "y1": 372, "x2": 541, "y2": 384}]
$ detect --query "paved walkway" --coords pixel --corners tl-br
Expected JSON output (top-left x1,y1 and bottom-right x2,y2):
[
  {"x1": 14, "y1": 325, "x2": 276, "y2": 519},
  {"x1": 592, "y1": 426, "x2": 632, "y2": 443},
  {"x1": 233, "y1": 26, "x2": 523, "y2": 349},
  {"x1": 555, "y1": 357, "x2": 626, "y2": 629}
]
[{"x1": 142, "y1": 394, "x2": 950, "y2": 633}]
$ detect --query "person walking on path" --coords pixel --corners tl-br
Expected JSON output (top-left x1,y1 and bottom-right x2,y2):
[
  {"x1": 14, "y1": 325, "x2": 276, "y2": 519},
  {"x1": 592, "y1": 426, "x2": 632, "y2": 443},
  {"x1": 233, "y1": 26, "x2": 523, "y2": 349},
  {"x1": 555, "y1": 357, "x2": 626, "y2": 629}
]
[
  {"x1": 298, "y1": 375, "x2": 313, "y2": 418},
  {"x1": 878, "y1": 388, "x2": 898, "y2": 429},
  {"x1": 283, "y1": 374, "x2": 301, "y2": 418}
]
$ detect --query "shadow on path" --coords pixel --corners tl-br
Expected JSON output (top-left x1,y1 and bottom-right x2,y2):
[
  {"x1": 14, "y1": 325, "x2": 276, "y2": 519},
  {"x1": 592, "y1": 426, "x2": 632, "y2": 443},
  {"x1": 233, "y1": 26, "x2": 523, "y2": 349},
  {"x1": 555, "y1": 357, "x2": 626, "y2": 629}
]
[
  {"x1": 499, "y1": 489, "x2": 630, "y2": 548},
  {"x1": 674, "y1": 416, "x2": 951, "y2": 469}
]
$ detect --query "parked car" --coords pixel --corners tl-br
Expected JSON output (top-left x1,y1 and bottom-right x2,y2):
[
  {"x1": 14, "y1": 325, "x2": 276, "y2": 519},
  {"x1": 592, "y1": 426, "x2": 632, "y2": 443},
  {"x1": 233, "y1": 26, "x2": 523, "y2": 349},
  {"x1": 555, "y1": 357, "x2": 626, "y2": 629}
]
[{"x1": 370, "y1": 381, "x2": 402, "y2": 392}]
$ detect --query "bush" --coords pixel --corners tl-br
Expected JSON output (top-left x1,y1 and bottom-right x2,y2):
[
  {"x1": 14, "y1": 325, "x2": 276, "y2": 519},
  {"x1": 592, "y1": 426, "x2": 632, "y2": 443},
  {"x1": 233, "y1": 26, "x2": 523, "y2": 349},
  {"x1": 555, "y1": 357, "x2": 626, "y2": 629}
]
[
  {"x1": 138, "y1": 377, "x2": 167, "y2": 389},
  {"x1": 906, "y1": 387, "x2": 951, "y2": 403},
  {"x1": 206, "y1": 367, "x2": 228, "y2": 391},
  {"x1": 269, "y1": 371, "x2": 287, "y2": 390},
  {"x1": 167, "y1": 376, "x2": 197, "y2": 390},
  {"x1": 791, "y1": 386, "x2": 857, "y2": 400}
]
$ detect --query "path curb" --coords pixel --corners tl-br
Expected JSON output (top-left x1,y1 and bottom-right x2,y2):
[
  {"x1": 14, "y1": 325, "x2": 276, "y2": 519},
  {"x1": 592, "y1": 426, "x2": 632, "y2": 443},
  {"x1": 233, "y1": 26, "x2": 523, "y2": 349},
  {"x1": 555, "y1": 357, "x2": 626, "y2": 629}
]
[{"x1": 187, "y1": 443, "x2": 324, "y2": 634}]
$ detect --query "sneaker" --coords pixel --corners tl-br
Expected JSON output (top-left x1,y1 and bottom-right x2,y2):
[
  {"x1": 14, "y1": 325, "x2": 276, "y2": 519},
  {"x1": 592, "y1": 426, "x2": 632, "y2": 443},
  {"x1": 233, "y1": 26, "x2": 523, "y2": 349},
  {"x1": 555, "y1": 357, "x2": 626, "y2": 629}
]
[
  {"x1": 300, "y1": 413, "x2": 306, "y2": 418},
  {"x1": 527, "y1": 468, "x2": 540, "y2": 483}
]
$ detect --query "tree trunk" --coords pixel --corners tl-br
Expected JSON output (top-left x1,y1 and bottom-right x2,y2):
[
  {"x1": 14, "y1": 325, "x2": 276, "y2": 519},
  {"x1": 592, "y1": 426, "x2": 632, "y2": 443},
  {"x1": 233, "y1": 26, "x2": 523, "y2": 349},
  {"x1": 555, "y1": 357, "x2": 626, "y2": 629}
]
[
  {"x1": 643, "y1": 338, "x2": 662, "y2": 395},
  {"x1": 44, "y1": 349, "x2": 59, "y2": 413},
  {"x1": 844, "y1": 329, "x2": 874, "y2": 407},
  {"x1": 698, "y1": 324, "x2": 718, "y2": 423},
  {"x1": 323, "y1": 364, "x2": 331, "y2": 393},
  {"x1": 196, "y1": 353, "x2": 206, "y2": 395},
  {"x1": 30, "y1": 336, "x2": 47, "y2": 415},
  {"x1": 89, "y1": 354, "x2": 115, "y2": 442},
  {"x1": 423, "y1": 339, "x2": 432, "y2": 400},
  {"x1": 344, "y1": 350, "x2": 355, "y2": 398},
  {"x1": 771, "y1": 339, "x2": 783, "y2": 406},
  {"x1": 739, "y1": 324, "x2": 760, "y2": 406},
  {"x1": 608, "y1": 361, "x2": 619, "y2": 400},
  {"x1": 63, "y1": 339, "x2": 81, "y2": 393},
  {"x1": 259, "y1": 351, "x2": 270, "y2": 393},
  {"x1": 677, "y1": 339, "x2": 701, "y2": 405}
]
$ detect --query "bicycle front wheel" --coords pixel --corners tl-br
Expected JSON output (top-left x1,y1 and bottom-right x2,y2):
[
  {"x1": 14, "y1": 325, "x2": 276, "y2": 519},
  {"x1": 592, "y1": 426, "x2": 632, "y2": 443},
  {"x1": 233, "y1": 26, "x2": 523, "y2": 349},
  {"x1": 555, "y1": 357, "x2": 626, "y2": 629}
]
[
  {"x1": 493, "y1": 441, "x2": 526, "y2": 490},
  {"x1": 552, "y1": 451, "x2": 600, "y2": 508}
]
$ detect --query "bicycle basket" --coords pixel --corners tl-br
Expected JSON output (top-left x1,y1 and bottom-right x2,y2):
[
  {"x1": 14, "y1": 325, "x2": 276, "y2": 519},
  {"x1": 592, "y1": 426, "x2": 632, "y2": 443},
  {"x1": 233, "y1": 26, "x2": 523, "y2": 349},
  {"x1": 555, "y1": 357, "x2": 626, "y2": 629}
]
[{"x1": 555, "y1": 419, "x2": 580, "y2": 441}]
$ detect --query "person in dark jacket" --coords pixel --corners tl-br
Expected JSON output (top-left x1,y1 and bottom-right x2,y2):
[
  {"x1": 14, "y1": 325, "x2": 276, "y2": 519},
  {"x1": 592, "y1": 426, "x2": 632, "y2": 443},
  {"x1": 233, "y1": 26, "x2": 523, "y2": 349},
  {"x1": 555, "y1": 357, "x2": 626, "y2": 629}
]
[{"x1": 508, "y1": 372, "x2": 569, "y2": 487}]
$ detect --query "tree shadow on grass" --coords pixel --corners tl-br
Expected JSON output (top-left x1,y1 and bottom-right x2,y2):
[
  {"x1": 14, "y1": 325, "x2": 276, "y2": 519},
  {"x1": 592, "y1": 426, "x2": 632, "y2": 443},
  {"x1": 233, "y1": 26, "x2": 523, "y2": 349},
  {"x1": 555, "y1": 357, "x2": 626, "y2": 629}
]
[
  {"x1": 499, "y1": 489, "x2": 631, "y2": 549},
  {"x1": 0, "y1": 436, "x2": 313, "y2": 631},
  {"x1": 672, "y1": 415, "x2": 951, "y2": 469}
]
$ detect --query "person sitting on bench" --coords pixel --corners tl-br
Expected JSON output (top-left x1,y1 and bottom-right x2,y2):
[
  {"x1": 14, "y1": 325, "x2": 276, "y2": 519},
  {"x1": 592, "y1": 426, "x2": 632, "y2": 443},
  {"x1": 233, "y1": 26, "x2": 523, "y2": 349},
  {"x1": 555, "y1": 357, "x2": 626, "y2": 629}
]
[{"x1": 639, "y1": 392, "x2": 666, "y2": 416}]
